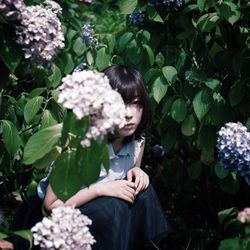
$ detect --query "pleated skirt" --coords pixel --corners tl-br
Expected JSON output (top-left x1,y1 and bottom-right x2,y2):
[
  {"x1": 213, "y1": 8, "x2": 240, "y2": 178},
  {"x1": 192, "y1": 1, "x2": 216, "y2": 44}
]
[{"x1": 79, "y1": 184, "x2": 171, "y2": 250}]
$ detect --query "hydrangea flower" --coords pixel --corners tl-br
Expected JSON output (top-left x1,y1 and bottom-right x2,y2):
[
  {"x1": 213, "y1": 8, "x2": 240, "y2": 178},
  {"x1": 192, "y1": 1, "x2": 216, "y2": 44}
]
[
  {"x1": 15, "y1": 3, "x2": 64, "y2": 64},
  {"x1": 129, "y1": 12, "x2": 145, "y2": 27},
  {"x1": 43, "y1": 0, "x2": 62, "y2": 16},
  {"x1": 147, "y1": 0, "x2": 161, "y2": 6},
  {"x1": 80, "y1": 0, "x2": 92, "y2": 3},
  {"x1": 163, "y1": 0, "x2": 183, "y2": 7},
  {"x1": 0, "y1": 0, "x2": 25, "y2": 20},
  {"x1": 238, "y1": 208, "x2": 250, "y2": 223},
  {"x1": 81, "y1": 23, "x2": 98, "y2": 48},
  {"x1": 31, "y1": 206, "x2": 95, "y2": 249},
  {"x1": 217, "y1": 122, "x2": 250, "y2": 184},
  {"x1": 57, "y1": 70, "x2": 126, "y2": 147}
]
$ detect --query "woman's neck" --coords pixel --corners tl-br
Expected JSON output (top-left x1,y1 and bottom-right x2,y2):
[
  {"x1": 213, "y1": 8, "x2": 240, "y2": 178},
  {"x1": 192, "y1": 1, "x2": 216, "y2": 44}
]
[{"x1": 111, "y1": 136, "x2": 125, "y2": 154}]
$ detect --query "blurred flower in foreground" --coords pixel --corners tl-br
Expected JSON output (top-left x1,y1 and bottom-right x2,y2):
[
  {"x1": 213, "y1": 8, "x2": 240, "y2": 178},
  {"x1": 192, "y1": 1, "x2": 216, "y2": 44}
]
[
  {"x1": 43, "y1": 0, "x2": 62, "y2": 16},
  {"x1": 80, "y1": 0, "x2": 92, "y2": 3},
  {"x1": 0, "y1": 0, "x2": 25, "y2": 20},
  {"x1": 129, "y1": 11, "x2": 145, "y2": 27},
  {"x1": 217, "y1": 122, "x2": 250, "y2": 184},
  {"x1": 57, "y1": 70, "x2": 126, "y2": 147},
  {"x1": 31, "y1": 206, "x2": 95, "y2": 250},
  {"x1": 81, "y1": 23, "x2": 98, "y2": 48},
  {"x1": 238, "y1": 208, "x2": 250, "y2": 223},
  {"x1": 15, "y1": 2, "x2": 64, "y2": 64}
]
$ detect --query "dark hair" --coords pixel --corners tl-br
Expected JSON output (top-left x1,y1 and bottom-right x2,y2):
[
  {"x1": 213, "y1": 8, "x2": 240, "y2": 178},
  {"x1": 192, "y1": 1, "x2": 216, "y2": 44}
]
[{"x1": 104, "y1": 64, "x2": 152, "y2": 138}]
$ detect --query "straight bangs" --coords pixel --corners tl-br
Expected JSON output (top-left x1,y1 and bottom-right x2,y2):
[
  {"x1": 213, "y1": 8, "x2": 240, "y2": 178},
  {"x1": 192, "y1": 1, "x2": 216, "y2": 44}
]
[{"x1": 104, "y1": 65, "x2": 152, "y2": 136}]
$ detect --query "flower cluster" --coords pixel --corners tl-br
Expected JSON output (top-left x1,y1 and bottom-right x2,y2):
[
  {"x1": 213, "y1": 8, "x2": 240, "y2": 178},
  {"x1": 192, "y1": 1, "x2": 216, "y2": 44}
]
[
  {"x1": 57, "y1": 70, "x2": 126, "y2": 147},
  {"x1": 147, "y1": 0, "x2": 183, "y2": 7},
  {"x1": 81, "y1": 23, "x2": 98, "y2": 48},
  {"x1": 129, "y1": 12, "x2": 146, "y2": 27},
  {"x1": 217, "y1": 122, "x2": 250, "y2": 184},
  {"x1": 31, "y1": 206, "x2": 95, "y2": 249},
  {"x1": 238, "y1": 208, "x2": 250, "y2": 223},
  {"x1": 43, "y1": 0, "x2": 62, "y2": 16},
  {"x1": 0, "y1": 0, "x2": 25, "y2": 21},
  {"x1": 80, "y1": 0, "x2": 92, "y2": 3},
  {"x1": 15, "y1": 2, "x2": 64, "y2": 64}
]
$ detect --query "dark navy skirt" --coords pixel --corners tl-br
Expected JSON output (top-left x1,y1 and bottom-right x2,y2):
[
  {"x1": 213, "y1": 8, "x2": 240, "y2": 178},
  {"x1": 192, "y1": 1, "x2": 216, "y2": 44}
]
[{"x1": 79, "y1": 184, "x2": 171, "y2": 250}]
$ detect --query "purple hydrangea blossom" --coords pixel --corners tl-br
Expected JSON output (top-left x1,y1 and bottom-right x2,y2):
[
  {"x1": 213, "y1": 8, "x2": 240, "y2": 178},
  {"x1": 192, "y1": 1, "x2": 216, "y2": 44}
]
[
  {"x1": 163, "y1": 0, "x2": 183, "y2": 7},
  {"x1": 43, "y1": 0, "x2": 62, "y2": 16},
  {"x1": 238, "y1": 207, "x2": 250, "y2": 223},
  {"x1": 0, "y1": 0, "x2": 25, "y2": 21},
  {"x1": 81, "y1": 23, "x2": 98, "y2": 48},
  {"x1": 129, "y1": 12, "x2": 145, "y2": 27},
  {"x1": 15, "y1": 3, "x2": 65, "y2": 64},
  {"x1": 217, "y1": 122, "x2": 250, "y2": 185}
]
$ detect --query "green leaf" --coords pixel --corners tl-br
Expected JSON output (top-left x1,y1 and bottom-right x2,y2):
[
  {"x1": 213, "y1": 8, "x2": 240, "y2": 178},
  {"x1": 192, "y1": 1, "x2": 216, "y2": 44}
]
[
  {"x1": 214, "y1": 162, "x2": 229, "y2": 179},
  {"x1": 197, "y1": 13, "x2": 220, "y2": 32},
  {"x1": 73, "y1": 37, "x2": 85, "y2": 56},
  {"x1": 12, "y1": 230, "x2": 32, "y2": 246},
  {"x1": 50, "y1": 150, "x2": 82, "y2": 201},
  {"x1": 47, "y1": 64, "x2": 62, "y2": 88},
  {"x1": 171, "y1": 98, "x2": 187, "y2": 123},
  {"x1": 96, "y1": 48, "x2": 111, "y2": 71},
  {"x1": 76, "y1": 141, "x2": 102, "y2": 186},
  {"x1": 101, "y1": 142, "x2": 110, "y2": 172},
  {"x1": 0, "y1": 29, "x2": 22, "y2": 73},
  {"x1": 41, "y1": 110, "x2": 57, "y2": 129},
  {"x1": 152, "y1": 77, "x2": 168, "y2": 103},
  {"x1": 218, "y1": 238, "x2": 240, "y2": 250},
  {"x1": 147, "y1": 7, "x2": 164, "y2": 23},
  {"x1": 28, "y1": 87, "x2": 47, "y2": 99},
  {"x1": 155, "y1": 52, "x2": 165, "y2": 68},
  {"x1": 119, "y1": 0, "x2": 137, "y2": 14},
  {"x1": 86, "y1": 51, "x2": 94, "y2": 65},
  {"x1": 205, "y1": 78, "x2": 221, "y2": 90},
  {"x1": 219, "y1": 173, "x2": 239, "y2": 194},
  {"x1": 62, "y1": 53, "x2": 74, "y2": 75},
  {"x1": 193, "y1": 88, "x2": 213, "y2": 121},
  {"x1": 33, "y1": 147, "x2": 61, "y2": 169},
  {"x1": 1, "y1": 120, "x2": 22, "y2": 154},
  {"x1": 142, "y1": 45, "x2": 154, "y2": 66},
  {"x1": 188, "y1": 162, "x2": 202, "y2": 180},
  {"x1": 218, "y1": 207, "x2": 238, "y2": 225},
  {"x1": 218, "y1": 2, "x2": 240, "y2": 25},
  {"x1": 197, "y1": 0, "x2": 206, "y2": 11},
  {"x1": 24, "y1": 96, "x2": 44, "y2": 124},
  {"x1": 162, "y1": 66, "x2": 177, "y2": 84},
  {"x1": 23, "y1": 123, "x2": 62, "y2": 165},
  {"x1": 118, "y1": 32, "x2": 133, "y2": 52},
  {"x1": 181, "y1": 114, "x2": 196, "y2": 136}
]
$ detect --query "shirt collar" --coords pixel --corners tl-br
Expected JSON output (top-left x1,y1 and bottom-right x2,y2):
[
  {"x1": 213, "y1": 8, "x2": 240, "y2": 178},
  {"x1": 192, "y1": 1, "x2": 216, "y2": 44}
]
[{"x1": 108, "y1": 140, "x2": 135, "y2": 159}]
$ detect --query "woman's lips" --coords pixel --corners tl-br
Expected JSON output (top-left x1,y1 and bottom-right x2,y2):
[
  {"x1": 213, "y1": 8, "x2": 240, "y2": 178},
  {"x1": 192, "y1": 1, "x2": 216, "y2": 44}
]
[{"x1": 124, "y1": 123, "x2": 134, "y2": 129}]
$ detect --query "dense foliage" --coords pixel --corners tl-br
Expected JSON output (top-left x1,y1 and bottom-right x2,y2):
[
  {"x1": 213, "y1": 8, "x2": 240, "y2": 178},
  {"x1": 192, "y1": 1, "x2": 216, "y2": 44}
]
[{"x1": 0, "y1": 0, "x2": 250, "y2": 249}]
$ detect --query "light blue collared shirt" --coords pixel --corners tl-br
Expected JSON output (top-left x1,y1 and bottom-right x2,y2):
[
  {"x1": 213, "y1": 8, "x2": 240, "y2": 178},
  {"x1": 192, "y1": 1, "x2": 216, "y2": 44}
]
[{"x1": 37, "y1": 139, "x2": 142, "y2": 199}]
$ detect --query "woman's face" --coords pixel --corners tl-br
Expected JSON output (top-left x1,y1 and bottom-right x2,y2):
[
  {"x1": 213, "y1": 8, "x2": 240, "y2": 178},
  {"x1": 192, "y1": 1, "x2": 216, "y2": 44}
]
[{"x1": 115, "y1": 97, "x2": 143, "y2": 138}]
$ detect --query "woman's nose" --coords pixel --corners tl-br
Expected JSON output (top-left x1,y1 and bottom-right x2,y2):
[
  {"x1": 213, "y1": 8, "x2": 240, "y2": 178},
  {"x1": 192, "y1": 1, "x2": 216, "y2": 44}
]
[{"x1": 125, "y1": 106, "x2": 133, "y2": 120}]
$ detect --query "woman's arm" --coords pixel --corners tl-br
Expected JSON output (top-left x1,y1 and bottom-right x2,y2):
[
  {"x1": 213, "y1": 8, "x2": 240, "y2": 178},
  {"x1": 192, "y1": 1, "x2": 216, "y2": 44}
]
[{"x1": 43, "y1": 180, "x2": 136, "y2": 211}]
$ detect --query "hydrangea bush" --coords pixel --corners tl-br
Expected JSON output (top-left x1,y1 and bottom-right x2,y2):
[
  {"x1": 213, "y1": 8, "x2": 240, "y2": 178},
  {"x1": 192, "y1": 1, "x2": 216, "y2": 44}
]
[{"x1": 32, "y1": 206, "x2": 95, "y2": 249}]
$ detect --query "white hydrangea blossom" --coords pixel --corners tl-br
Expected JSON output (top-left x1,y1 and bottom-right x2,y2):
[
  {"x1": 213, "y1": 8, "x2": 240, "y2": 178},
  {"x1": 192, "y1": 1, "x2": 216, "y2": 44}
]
[
  {"x1": 57, "y1": 70, "x2": 126, "y2": 147},
  {"x1": 31, "y1": 206, "x2": 95, "y2": 250},
  {"x1": 238, "y1": 207, "x2": 250, "y2": 224},
  {"x1": 16, "y1": 3, "x2": 64, "y2": 63},
  {"x1": 43, "y1": 0, "x2": 62, "y2": 16}
]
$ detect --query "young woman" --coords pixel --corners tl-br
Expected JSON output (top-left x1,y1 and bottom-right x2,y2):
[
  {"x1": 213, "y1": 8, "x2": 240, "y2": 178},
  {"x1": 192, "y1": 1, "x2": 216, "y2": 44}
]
[{"x1": 40, "y1": 65, "x2": 170, "y2": 250}]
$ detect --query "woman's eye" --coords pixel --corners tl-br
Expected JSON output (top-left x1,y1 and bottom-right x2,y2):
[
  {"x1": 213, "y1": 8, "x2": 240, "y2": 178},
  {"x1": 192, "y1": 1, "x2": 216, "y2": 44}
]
[{"x1": 132, "y1": 99, "x2": 140, "y2": 105}]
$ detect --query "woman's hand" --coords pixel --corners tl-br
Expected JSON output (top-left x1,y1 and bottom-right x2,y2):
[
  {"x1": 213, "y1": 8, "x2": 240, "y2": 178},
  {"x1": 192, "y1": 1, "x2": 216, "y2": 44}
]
[
  {"x1": 127, "y1": 167, "x2": 150, "y2": 195},
  {"x1": 97, "y1": 180, "x2": 136, "y2": 203}
]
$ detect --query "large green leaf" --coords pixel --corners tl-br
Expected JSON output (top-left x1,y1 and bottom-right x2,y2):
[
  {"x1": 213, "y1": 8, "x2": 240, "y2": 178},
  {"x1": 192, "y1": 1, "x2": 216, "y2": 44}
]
[
  {"x1": 1, "y1": 120, "x2": 22, "y2": 154},
  {"x1": 76, "y1": 141, "x2": 103, "y2": 186},
  {"x1": 171, "y1": 98, "x2": 187, "y2": 123},
  {"x1": 181, "y1": 114, "x2": 196, "y2": 136},
  {"x1": 96, "y1": 48, "x2": 111, "y2": 71},
  {"x1": 117, "y1": 32, "x2": 133, "y2": 52},
  {"x1": 214, "y1": 162, "x2": 229, "y2": 179},
  {"x1": 12, "y1": 230, "x2": 32, "y2": 248},
  {"x1": 218, "y1": 238, "x2": 240, "y2": 250},
  {"x1": 73, "y1": 37, "x2": 85, "y2": 56},
  {"x1": 119, "y1": 0, "x2": 137, "y2": 14},
  {"x1": 193, "y1": 88, "x2": 213, "y2": 121},
  {"x1": 28, "y1": 87, "x2": 47, "y2": 99},
  {"x1": 152, "y1": 76, "x2": 168, "y2": 103},
  {"x1": 197, "y1": 13, "x2": 220, "y2": 32},
  {"x1": 0, "y1": 29, "x2": 22, "y2": 73},
  {"x1": 62, "y1": 53, "x2": 74, "y2": 75},
  {"x1": 40, "y1": 110, "x2": 57, "y2": 129},
  {"x1": 24, "y1": 96, "x2": 44, "y2": 124},
  {"x1": 23, "y1": 123, "x2": 62, "y2": 165},
  {"x1": 142, "y1": 45, "x2": 154, "y2": 66},
  {"x1": 47, "y1": 64, "x2": 62, "y2": 88},
  {"x1": 217, "y1": 2, "x2": 240, "y2": 25},
  {"x1": 50, "y1": 150, "x2": 82, "y2": 201},
  {"x1": 162, "y1": 66, "x2": 177, "y2": 84}
]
